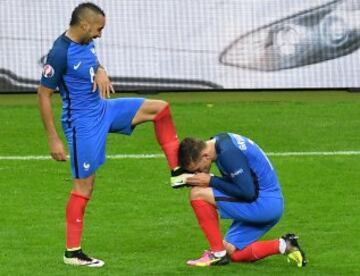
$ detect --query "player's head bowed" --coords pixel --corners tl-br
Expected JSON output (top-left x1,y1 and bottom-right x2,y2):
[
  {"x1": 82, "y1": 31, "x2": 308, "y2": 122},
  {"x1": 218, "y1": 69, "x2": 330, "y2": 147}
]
[{"x1": 178, "y1": 137, "x2": 212, "y2": 173}]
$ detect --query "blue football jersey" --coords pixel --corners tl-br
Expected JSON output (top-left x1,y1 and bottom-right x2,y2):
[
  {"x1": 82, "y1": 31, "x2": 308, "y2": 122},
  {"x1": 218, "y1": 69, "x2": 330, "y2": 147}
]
[
  {"x1": 40, "y1": 33, "x2": 105, "y2": 128},
  {"x1": 210, "y1": 133, "x2": 283, "y2": 199}
]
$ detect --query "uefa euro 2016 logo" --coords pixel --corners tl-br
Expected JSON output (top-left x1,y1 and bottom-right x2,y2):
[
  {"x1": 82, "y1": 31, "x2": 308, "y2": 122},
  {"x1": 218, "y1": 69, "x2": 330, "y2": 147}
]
[{"x1": 42, "y1": 64, "x2": 55, "y2": 78}]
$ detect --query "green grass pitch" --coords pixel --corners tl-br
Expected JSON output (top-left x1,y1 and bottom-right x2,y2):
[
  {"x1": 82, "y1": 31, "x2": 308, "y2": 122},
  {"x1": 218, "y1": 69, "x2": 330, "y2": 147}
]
[{"x1": 0, "y1": 91, "x2": 359, "y2": 275}]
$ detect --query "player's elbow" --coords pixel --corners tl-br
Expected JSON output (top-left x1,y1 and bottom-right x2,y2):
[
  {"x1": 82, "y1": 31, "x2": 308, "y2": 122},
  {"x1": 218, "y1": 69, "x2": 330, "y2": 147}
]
[
  {"x1": 244, "y1": 190, "x2": 258, "y2": 202},
  {"x1": 232, "y1": 182, "x2": 259, "y2": 202},
  {"x1": 37, "y1": 85, "x2": 54, "y2": 97},
  {"x1": 237, "y1": 189, "x2": 258, "y2": 203}
]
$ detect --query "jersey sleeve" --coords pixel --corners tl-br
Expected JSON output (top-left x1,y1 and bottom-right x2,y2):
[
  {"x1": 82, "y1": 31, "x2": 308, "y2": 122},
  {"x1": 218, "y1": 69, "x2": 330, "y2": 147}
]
[
  {"x1": 209, "y1": 147, "x2": 258, "y2": 202},
  {"x1": 40, "y1": 46, "x2": 67, "y2": 90}
]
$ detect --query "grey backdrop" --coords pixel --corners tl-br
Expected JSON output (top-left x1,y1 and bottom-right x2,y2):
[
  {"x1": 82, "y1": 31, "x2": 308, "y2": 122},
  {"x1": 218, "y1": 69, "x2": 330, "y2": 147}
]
[{"x1": 1, "y1": 0, "x2": 359, "y2": 91}]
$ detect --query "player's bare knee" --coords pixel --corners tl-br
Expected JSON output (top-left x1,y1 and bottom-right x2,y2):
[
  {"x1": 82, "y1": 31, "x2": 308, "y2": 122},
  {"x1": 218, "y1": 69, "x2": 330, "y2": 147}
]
[
  {"x1": 148, "y1": 99, "x2": 168, "y2": 114},
  {"x1": 190, "y1": 187, "x2": 216, "y2": 206},
  {"x1": 190, "y1": 186, "x2": 206, "y2": 201},
  {"x1": 143, "y1": 99, "x2": 166, "y2": 108},
  {"x1": 158, "y1": 100, "x2": 168, "y2": 112},
  {"x1": 133, "y1": 100, "x2": 168, "y2": 124},
  {"x1": 73, "y1": 177, "x2": 95, "y2": 198},
  {"x1": 72, "y1": 187, "x2": 93, "y2": 198}
]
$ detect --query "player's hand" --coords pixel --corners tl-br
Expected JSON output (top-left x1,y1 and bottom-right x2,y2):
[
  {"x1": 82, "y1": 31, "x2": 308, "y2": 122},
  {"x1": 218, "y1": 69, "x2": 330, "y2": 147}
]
[
  {"x1": 186, "y1": 173, "x2": 211, "y2": 187},
  {"x1": 93, "y1": 68, "x2": 115, "y2": 99},
  {"x1": 48, "y1": 136, "x2": 67, "y2": 161}
]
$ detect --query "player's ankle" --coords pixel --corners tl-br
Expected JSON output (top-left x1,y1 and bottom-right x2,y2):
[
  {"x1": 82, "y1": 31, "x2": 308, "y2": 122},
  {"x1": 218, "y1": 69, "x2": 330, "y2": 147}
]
[
  {"x1": 212, "y1": 250, "x2": 227, "y2": 258},
  {"x1": 283, "y1": 238, "x2": 298, "y2": 253},
  {"x1": 279, "y1": 238, "x2": 287, "y2": 254},
  {"x1": 66, "y1": 246, "x2": 81, "y2": 252}
]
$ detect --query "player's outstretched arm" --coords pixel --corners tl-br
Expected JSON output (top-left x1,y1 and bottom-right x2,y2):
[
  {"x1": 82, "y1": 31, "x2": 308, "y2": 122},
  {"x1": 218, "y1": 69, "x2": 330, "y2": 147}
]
[{"x1": 37, "y1": 85, "x2": 67, "y2": 161}]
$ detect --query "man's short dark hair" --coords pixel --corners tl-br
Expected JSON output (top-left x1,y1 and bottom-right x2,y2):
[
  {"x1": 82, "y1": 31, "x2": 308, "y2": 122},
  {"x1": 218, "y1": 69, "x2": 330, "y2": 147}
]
[
  {"x1": 178, "y1": 137, "x2": 207, "y2": 169},
  {"x1": 70, "y1": 2, "x2": 105, "y2": 26}
]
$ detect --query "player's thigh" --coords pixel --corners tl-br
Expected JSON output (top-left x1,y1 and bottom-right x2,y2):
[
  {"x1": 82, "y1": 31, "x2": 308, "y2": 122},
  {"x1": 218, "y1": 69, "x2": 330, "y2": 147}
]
[
  {"x1": 213, "y1": 188, "x2": 284, "y2": 223},
  {"x1": 106, "y1": 98, "x2": 145, "y2": 134},
  {"x1": 66, "y1": 127, "x2": 107, "y2": 179}
]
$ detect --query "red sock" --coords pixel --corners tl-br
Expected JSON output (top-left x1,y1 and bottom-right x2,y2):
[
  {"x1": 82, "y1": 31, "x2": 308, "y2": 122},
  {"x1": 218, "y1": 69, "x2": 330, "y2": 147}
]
[
  {"x1": 191, "y1": 200, "x2": 225, "y2": 252},
  {"x1": 231, "y1": 240, "x2": 280, "y2": 262},
  {"x1": 66, "y1": 192, "x2": 89, "y2": 249},
  {"x1": 153, "y1": 104, "x2": 179, "y2": 169}
]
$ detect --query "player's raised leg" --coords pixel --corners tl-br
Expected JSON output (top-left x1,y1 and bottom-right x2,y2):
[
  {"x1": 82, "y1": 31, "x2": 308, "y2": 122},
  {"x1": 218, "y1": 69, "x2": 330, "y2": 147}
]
[
  {"x1": 64, "y1": 175, "x2": 105, "y2": 267},
  {"x1": 131, "y1": 99, "x2": 193, "y2": 187}
]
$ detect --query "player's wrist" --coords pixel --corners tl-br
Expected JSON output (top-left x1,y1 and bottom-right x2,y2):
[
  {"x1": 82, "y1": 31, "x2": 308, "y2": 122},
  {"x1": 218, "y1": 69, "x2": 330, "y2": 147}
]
[
  {"x1": 47, "y1": 133, "x2": 61, "y2": 141},
  {"x1": 209, "y1": 175, "x2": 215, "y2": 187}
]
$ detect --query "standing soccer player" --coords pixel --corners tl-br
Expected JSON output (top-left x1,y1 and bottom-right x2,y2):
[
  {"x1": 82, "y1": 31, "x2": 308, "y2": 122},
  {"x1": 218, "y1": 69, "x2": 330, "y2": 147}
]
[
  {"x1": 178, "y1": 133, "x2": 307, "y2": 267},
  {"x1": 38, "y1": 2, "x2": 185, "y2": 267}
]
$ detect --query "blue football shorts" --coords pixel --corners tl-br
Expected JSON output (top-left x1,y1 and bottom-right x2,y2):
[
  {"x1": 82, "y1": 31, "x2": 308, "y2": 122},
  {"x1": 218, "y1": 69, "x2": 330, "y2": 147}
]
[
  {"x1": 213, "y1": 188, "x2": 284, "y2": 250},
  {"x1": 63, "y1": 97, "x2": 145, "y2": 179}
]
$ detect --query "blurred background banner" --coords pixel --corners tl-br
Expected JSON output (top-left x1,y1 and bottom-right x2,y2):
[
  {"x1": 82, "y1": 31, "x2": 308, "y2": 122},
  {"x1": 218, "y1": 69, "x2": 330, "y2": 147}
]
[{"x1": 1, "y1": 0, "x2": 360, "y2": 92}]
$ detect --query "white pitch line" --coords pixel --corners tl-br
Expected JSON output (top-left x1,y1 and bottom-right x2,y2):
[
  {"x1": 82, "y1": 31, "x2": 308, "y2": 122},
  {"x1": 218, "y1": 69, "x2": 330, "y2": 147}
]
[
  {"x1": 0, "y1": 151, "x2": 360, "y2": 160},
  {"x1": 0, "y1": 154, "x2": 164, "y2": 160},
  {"x1": 267, "y1": 151, "x2": 360, "y2": 156},
  {"x1": 107, "y1": 154, "x2": 164, "y2": 159}
]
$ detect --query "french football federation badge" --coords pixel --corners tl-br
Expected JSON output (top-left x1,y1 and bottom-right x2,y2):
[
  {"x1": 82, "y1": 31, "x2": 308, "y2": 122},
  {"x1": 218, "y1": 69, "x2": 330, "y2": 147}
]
[{"x1": 42, "y1": 64, "x2": 55, "y2": 78}]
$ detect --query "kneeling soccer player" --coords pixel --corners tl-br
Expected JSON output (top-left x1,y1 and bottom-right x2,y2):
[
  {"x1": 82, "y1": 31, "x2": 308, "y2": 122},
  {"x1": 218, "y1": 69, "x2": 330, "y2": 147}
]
[{"x1": 178, "y1": 133, "x2": 307, "y2": 267}]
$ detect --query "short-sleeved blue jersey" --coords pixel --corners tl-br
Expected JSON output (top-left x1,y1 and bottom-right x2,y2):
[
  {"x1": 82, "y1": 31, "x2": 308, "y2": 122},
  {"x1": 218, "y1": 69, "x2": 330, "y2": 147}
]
[
  {"x1": 210, "y1": 133, "x2": 283, "y2": 200},
  {"x1": 40, "y1": 33, "x2": 104, "y2": 129}
]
